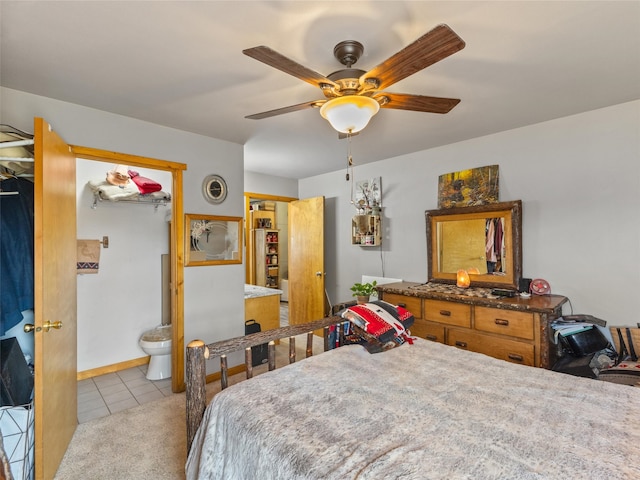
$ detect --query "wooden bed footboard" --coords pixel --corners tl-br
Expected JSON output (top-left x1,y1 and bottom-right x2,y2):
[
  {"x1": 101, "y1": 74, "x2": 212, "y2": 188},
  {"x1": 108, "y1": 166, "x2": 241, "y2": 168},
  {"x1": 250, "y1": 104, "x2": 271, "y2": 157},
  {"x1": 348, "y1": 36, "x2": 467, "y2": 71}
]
[{"x1": 186, "y1": 315, "x2": 347, "y2": 452}]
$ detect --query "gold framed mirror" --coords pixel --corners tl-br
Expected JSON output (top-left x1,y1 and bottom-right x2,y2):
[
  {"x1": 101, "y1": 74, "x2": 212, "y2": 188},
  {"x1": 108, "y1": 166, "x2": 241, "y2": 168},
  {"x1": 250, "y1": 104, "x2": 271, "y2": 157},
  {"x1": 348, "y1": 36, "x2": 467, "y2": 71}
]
[
  {"x1": 425, "y1": 200, "x2": 522, "y2": 289},
  {"x1": 185, "y1": 214, "x2": 243, "y2": 266}
]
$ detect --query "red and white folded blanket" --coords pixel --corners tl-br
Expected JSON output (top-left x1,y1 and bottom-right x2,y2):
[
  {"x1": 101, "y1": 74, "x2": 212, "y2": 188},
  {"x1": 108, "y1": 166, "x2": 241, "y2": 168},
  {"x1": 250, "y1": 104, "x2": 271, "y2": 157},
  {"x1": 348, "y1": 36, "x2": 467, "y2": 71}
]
[{"x1": 340, "y1": 301, "x2": 415, "y2": 352}]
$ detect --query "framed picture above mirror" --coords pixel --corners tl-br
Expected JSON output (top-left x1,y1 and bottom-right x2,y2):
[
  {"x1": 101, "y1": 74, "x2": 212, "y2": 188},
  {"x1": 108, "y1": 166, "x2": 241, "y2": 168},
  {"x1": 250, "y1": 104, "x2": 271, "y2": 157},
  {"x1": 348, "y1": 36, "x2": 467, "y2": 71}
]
[{"x1": 185, "y1": 214, "x2": 243, "y2": 266}]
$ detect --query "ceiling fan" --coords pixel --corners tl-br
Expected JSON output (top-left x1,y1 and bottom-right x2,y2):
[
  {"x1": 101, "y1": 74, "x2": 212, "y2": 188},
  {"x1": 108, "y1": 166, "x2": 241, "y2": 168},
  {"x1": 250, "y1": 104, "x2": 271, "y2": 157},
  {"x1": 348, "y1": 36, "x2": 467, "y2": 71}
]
[{"x1": 243, "y1": 24, "x2": 465, "y2": 135}]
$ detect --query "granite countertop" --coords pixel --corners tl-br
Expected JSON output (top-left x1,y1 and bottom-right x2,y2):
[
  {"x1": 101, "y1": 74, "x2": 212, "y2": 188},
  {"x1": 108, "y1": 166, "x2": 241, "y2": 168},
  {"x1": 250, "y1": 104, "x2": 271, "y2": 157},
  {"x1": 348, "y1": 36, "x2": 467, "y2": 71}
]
[
  {"x1": 244, "y1": 284, "x2": 283, "y2": 299},
  {"x1": 377, "y1": 281, "x2": 568, "y2": 313}
]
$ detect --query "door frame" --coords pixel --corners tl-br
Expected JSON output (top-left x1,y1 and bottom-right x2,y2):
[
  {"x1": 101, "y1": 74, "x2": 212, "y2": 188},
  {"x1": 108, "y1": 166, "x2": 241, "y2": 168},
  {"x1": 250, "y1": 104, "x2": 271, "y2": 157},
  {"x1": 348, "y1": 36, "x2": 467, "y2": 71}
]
[
  {"x1": 70, "y1": 146, "x2": 187, "y2": 392},
  {"x1": 244, "y1": 192, "x2": 297, "y2": 285}
]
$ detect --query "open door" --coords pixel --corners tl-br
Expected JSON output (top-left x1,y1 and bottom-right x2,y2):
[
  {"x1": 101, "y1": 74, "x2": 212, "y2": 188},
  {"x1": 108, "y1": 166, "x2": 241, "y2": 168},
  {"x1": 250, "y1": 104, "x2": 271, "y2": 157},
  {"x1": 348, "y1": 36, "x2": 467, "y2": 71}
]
[
  {"x1": 288, "y1": 196, "x2": 324, "y2": 325},
  {"x1": 32, "y1": 118, "x2": 77, "y2": 479}
]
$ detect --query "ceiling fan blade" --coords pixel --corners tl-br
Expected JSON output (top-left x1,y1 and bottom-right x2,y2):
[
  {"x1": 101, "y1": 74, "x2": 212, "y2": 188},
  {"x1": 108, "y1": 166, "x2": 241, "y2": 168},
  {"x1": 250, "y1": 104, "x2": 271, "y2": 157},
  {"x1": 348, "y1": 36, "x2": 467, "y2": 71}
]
[
  {"x1": 245, "y1": 100, "x2": 325, "y2": 120},
  {"x1": 375, "y1": 93, "x2": 460, "y2": 114},
  {"x1": 361, "y1": 24, "x2": 465, "y2": 90},
  {"x1": 243, "y1": 46, "x2": 338, "y2": 89}
]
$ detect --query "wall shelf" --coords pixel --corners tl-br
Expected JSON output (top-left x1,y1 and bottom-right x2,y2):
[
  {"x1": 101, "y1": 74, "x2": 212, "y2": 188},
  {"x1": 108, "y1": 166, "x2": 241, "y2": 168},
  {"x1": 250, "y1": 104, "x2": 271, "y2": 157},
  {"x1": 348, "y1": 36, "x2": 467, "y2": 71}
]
[
  {"x1": 91, "y1": 192, "x2": 170, "y2": 210},
  {"x1": 351, "y1": 214, "x2": 381, "y2": 246}
]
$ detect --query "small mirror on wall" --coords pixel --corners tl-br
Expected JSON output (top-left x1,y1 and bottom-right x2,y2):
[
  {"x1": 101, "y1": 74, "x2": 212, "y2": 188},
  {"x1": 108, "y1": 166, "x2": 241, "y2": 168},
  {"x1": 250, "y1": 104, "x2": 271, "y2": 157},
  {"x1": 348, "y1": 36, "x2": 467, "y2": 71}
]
[{"x1": 185, "y1": 214, "x2": 243, "y2": 266}]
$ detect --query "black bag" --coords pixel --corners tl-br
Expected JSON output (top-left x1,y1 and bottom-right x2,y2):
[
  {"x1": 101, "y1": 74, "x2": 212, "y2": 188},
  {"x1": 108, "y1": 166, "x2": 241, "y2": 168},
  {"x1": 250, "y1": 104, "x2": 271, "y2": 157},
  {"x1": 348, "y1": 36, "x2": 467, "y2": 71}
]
[
  {"x1": 559, "y1": 326, "x2": 610, "y2": 356},
  {"x1": 245, "y1": 319, "x2": 268, "y2": 366},
  {"x1": 552, "y1": 353, "x2": 598, "y2": 378}
]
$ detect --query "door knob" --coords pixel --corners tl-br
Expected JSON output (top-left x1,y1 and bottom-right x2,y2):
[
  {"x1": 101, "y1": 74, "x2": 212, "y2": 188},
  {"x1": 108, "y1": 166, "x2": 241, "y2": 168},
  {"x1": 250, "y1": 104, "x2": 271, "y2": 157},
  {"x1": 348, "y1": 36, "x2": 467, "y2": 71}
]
[
  {"x1": 316, "y1": 271, "x2": 322, "y2": 277},
  {"x1": 43, "y1": 321, "x2": 63, "y2": 332},
  {"x1": 24, "y1": 321, "x2": 63, "y2": 333}
]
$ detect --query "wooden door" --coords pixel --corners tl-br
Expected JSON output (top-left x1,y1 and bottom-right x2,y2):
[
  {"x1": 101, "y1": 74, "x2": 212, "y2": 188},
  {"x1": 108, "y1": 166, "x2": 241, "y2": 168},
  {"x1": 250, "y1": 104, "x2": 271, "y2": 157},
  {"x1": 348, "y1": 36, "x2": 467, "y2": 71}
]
[
  {"x1": 33, "y1": 118, "x2": 77, "y2": 479},
  {"x1": 441, "y1": 218, "x2": 486, "y2": 273},
  {"x1": 288, "y1": 197, "x2": 324, "y2": 325}
]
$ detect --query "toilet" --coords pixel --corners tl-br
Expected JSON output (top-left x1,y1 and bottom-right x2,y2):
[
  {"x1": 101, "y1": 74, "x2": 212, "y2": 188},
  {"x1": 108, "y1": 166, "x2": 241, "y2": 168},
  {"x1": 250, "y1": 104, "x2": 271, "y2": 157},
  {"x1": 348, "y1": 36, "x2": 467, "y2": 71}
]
[{"x1": 139, "y1": 325, "x2": 172, "y2": 380}]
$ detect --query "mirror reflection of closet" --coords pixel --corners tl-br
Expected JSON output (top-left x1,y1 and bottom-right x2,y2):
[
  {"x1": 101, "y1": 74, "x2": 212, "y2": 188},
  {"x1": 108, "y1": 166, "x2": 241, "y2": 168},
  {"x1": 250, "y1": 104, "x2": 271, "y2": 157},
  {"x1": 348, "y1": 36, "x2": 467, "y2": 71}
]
[
  {"x1": 245, "y1": 195, "x2": 292, "y2": 290},
  {"x1": 426, "y1": 200, "x2": 522, "y2": 290}
]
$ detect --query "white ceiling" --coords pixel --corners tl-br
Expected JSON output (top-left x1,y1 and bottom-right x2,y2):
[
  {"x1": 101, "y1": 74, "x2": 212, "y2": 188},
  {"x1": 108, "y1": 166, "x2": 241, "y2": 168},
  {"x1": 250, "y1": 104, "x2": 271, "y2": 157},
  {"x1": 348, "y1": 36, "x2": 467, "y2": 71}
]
[{"x1": 1, "y1": 1, "x2": 639, "y2": 179}]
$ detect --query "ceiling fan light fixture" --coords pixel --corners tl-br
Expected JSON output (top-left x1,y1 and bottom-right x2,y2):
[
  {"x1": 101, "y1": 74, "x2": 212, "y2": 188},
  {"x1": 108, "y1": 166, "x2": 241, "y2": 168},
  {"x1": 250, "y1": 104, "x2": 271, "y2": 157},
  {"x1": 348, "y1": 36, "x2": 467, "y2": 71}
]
[{"x1": 320, "y1": 96, "x2": 380, "y2": 134}]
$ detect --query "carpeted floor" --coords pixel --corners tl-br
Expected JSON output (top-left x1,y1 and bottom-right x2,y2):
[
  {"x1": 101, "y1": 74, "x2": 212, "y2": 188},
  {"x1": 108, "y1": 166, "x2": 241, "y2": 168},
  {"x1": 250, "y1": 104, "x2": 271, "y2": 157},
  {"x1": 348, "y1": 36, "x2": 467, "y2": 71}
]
[
  {"x1": 55, "y1": 333, "x2": 323, "y2": 479},
  {"x1": 55, "y1": 392, "x2": 188, "y2": 480}
]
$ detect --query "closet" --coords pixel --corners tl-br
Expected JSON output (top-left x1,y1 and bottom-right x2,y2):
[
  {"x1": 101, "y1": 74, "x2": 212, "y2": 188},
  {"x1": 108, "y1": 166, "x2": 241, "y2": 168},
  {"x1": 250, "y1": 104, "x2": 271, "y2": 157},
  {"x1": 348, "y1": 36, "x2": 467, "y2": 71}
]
[
  {"x1": 1, "y1": 125, "x2": 35, "y2": 341},
  {"x1": 1, "y1": 126, "x2": 37, "y2": 480}
]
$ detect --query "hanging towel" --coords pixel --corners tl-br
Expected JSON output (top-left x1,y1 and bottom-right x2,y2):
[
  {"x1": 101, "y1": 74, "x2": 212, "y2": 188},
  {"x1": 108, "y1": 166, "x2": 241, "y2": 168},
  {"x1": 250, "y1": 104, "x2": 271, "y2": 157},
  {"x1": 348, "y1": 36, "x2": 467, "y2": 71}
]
[{"x1": 77, "y1": 239, "x2": 101, "y2": 274}]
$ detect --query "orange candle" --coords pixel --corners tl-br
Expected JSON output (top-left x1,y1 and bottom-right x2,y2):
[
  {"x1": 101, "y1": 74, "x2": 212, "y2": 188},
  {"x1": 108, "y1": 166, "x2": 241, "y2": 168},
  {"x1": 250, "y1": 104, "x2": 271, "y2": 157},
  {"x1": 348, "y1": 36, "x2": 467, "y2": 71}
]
[{"x1": 457, "y1": 269, "x2": 470, "y2": 288}]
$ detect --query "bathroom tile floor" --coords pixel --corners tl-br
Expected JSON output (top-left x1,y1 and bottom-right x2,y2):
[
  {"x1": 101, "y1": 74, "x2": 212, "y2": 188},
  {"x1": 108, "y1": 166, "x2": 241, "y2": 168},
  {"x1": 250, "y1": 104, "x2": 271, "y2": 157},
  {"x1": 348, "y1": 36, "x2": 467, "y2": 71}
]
[
  {"x1": 77, "y1": 301, "x2": 290, "y2": 424},
  {"x1": 77, "y1": 365, "x2": 172, "y2": 424}
]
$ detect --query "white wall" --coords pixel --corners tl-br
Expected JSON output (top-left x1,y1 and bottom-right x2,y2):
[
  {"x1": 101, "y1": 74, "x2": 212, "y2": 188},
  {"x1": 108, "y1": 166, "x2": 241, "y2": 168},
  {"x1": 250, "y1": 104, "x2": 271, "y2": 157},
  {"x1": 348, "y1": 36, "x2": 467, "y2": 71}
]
[
  {"x1": 3, "y1": 84, "x2": 638, "y2": 374},
  {"x1": 1, "y1": 87, "x2": 246, "y2": 374},
  {"x1": 244, "y1": 171, "x2": 298, "y2": 198},
  {"x1": 299, "y1": 100, "x2": 640, "y2": 327}
]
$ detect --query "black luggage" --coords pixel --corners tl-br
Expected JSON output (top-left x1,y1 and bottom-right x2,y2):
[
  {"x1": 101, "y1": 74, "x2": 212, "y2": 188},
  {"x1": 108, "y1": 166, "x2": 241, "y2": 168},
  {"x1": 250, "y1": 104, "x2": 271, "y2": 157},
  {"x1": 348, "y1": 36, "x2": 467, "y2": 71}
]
[{"x1": 245, "y1": 319, "x2": 268, "y2": 366}]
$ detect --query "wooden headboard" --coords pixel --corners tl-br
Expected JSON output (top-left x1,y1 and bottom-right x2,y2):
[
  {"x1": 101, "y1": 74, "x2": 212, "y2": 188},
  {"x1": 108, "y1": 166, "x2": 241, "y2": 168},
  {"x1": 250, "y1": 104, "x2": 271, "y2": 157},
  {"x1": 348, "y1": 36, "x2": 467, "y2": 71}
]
[{"x1": 185, "y1": 315, "x2": 346, "y2": 451}]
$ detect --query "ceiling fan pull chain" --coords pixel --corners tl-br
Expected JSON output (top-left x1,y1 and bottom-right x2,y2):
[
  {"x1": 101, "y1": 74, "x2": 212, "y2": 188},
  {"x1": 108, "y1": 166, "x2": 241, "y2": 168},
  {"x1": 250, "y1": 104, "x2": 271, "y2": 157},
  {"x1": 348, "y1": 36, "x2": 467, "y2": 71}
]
[{"x1": 346, "y1": 132, "x2": 353, "y2": 183}]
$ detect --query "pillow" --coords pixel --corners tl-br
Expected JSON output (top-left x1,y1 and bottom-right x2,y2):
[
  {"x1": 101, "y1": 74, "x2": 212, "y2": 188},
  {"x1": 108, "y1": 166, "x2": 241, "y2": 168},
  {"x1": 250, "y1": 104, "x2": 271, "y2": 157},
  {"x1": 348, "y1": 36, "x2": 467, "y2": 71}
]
[{"x1": 340, "y1": 300, "x2": 415, "y2": 353}]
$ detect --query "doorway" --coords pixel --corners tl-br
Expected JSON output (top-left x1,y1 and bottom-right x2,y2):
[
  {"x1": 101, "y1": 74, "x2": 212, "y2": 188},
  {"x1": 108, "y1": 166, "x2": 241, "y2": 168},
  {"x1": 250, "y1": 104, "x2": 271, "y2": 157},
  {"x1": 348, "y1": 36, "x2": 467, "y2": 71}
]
[
  {"x1": 244, "y1": 193, "x2": 296, "y2": 287},
  {"x1": 75, "y1": 159, "x2": 171, "y2": 381},
  {"x1": 244, "y1": 193, "x2": 296, "y2": 329},
  {"x1": 70, "y1": 145, "x2": 186, "y2": 393}
]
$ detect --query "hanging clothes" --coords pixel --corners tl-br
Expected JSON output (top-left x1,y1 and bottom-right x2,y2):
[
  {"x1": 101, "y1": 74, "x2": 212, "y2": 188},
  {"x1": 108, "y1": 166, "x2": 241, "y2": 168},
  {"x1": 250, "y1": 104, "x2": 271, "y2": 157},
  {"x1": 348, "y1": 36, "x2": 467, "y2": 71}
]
[
  {"x1": 494, "y1": 218, "x2": 504, "y2": 272},
  {"x1": 0, "y1": 177, "x2": 34, "y2": 335}
]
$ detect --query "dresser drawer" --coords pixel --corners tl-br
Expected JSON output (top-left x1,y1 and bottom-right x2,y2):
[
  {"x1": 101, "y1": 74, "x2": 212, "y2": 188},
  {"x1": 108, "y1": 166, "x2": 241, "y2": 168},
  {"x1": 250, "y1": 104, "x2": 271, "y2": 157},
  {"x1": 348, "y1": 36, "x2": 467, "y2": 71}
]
[
  {"x1": 424, "y1": 299, "x2": 471, "y2": 328},
  {"x1": 420, "y1": 321, "x2": 446, "y2": 343},
  {"x1": 382, "y1": 293, "x2": 422, "y2": 318},
  {"x1": 408, "y1": 318, "x2": 430, "y2": 340},
  {"x1": 447, "y1": 329, "x2": 535, "y2": 366},
  {"x1": 475, "y1": 306, "x2": 535, "y2": 340}
]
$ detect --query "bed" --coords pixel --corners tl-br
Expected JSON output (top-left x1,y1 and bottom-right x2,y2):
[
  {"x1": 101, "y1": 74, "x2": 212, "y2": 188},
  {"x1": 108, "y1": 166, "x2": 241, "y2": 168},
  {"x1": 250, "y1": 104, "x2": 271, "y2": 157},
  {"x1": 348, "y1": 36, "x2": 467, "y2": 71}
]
[{"x1": 185, "y1": 316, "x2": 640, "y2": 479}]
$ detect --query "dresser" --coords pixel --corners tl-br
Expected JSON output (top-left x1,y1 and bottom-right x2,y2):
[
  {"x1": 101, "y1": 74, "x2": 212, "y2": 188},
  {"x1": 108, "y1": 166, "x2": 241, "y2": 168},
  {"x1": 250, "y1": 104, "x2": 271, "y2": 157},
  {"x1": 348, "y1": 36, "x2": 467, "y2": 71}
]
[{"x1": 377, "y1": 282, "x2": 568, "y2": 369}]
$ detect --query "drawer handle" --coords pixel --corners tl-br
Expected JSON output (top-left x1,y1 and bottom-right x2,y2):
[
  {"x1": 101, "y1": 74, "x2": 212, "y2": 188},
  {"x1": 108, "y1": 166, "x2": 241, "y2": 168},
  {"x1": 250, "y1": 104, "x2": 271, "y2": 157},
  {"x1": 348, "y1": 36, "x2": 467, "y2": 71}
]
[
  {"x1": 495, "y1": 318, "x2": 510, "y2": 326},
  {"x1": 455, "y1": 341, "x2": 468, "y2": 349},
  {"x1": 508, "y1": 353, "x2": 524, "y2": 362},
  {"x1": 426, "y1": 334, "x2": 438, "y2": 341},
  {"x1": 439, "y1": 310, "x2": 452, "y2": 317}
]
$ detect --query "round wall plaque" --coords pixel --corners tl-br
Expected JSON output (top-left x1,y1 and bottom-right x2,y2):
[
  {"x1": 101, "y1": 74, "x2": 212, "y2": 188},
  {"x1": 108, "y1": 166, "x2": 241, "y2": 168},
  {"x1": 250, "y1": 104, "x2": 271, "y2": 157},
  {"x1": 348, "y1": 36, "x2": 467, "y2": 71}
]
[{"x1": 202, "y1": 174, "x2": 227, "y2": 204}]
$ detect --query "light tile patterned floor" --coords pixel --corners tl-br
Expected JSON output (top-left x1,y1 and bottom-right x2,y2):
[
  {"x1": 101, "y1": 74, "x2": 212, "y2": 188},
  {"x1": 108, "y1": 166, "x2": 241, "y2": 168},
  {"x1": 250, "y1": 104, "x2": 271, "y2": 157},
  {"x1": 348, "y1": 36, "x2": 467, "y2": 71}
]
[
  {"x1": 78, "y1": 302, "x2": 290, "y2": 424},
  {"x1": 77, "y1": 365, "x2": 172, "y2": 424}
]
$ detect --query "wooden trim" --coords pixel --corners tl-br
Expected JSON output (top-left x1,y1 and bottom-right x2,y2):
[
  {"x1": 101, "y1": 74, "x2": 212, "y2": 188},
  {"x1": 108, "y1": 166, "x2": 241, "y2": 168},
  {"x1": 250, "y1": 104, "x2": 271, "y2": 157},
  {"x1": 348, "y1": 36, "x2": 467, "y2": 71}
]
[
  {"x1": 172, "y1": 168, "x2": 186, "y2": 393},
  {"x1": 244, "y1": 192, "x2": 298, "y2": 203},
  {"x1": 70, "y1": 145, "x2": 186, "y2": 171},
  {"x1": 76, "y1": 356, "x2": 149, "y2": 381}
]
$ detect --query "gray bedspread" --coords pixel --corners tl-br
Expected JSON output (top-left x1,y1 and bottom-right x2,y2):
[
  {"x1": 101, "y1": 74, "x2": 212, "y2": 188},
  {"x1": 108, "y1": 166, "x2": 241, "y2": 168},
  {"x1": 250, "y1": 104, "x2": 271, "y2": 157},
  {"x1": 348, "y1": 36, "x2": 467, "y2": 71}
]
[{"x1": 186, "y1": 338, "x2": 640, "y2": 479}]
